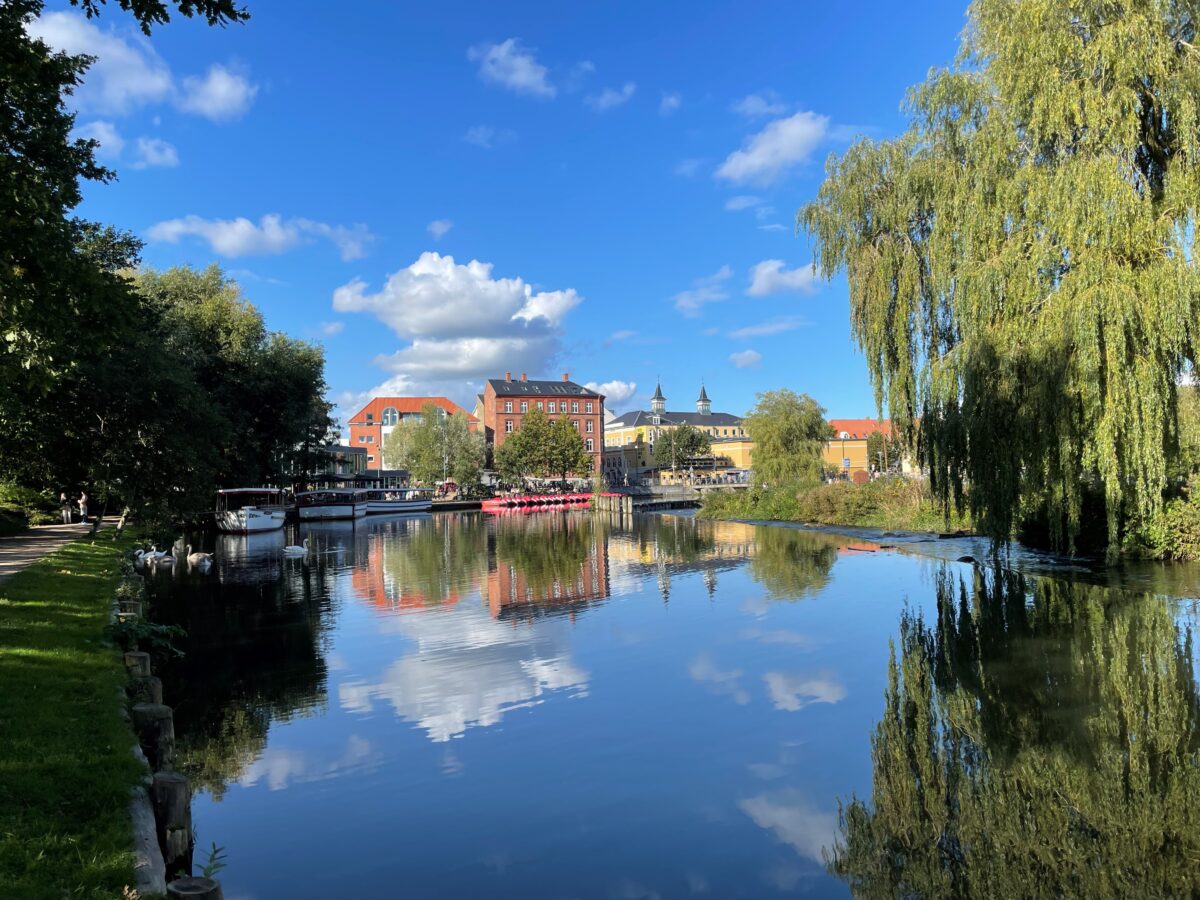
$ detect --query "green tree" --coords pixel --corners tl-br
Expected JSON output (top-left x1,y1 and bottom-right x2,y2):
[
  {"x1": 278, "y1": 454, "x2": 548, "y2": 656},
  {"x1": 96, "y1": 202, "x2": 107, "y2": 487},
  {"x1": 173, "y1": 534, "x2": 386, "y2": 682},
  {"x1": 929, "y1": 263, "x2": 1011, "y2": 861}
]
[
  {"x1": 546, "y1": 415, "x2": 593, "y2": 484},
  {"x1": 652, "y1": 424, "x2": 712, "y2": 472},
  {"x1": 382, "y1": 403, "x2": 484, "y2": 487},
  {"x1": 743, "y1": 389, "x2": 831, "y2": 486},
  {"x1": 865, "y1": 430, "x2": 900, "y2": 474},
  {"x1": 802, "y1": 0, "x2": 1200, "y2": 553}
]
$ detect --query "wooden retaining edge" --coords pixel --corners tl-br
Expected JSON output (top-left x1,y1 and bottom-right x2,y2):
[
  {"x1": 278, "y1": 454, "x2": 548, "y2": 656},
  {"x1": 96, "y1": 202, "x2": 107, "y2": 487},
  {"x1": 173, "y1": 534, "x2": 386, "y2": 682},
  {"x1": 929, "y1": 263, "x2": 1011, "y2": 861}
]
[{"x1": 111, "y1": 578, "x2": 168, "y2": 895}]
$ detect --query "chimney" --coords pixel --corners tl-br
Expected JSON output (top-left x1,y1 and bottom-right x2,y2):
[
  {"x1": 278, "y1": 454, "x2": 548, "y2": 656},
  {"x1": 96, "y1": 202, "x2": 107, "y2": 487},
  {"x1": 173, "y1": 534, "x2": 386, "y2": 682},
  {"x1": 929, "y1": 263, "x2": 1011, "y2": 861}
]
[
  {"x1": 505, "y1": 371, "x2": 511, "y2": 382},
  {"x1": 562, "y1": 372, "x2": 569, "y2": 382},
  {"x1": 520, "y1": 373, "x2": 527, "y2": 382}
]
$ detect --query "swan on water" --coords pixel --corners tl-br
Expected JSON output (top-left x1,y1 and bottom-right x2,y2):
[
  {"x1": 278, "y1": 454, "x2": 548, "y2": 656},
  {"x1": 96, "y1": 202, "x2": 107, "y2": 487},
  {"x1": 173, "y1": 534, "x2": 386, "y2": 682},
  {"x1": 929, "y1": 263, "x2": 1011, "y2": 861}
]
[
  {"x1": 185, "y1": 544, "x2": 213, "y2": 565},
  {"x1": 283, "y1": 537, "x2": 309, "y2": 556}
]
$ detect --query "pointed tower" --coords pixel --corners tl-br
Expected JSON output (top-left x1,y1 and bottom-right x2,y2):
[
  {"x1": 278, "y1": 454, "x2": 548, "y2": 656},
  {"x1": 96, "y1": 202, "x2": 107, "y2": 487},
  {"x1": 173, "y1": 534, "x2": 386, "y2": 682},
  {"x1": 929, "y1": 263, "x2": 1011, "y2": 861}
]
[
  {"x1": 650, "y1": 381, "x2": 666, "y2": 414},
  {"x1": 696, "y1": 383, "x2": 711, "y2": 416}
]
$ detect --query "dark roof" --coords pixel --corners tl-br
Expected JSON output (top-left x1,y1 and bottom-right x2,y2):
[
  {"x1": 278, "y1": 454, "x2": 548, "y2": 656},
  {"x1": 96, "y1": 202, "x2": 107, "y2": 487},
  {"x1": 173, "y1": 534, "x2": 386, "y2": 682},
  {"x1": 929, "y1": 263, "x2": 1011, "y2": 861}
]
[
  {"x1": 651, "y1": 382, "x2": 665, "y2": 401},
  {"x1": 606, "y1": 409, "x2": 743, "y2": 428},
  {"x1": 698, "y1": 384, "x2": 709, "y2": 402},
  {"x1": 487, "y1": 378, "x2": 601, "y2": 398}
]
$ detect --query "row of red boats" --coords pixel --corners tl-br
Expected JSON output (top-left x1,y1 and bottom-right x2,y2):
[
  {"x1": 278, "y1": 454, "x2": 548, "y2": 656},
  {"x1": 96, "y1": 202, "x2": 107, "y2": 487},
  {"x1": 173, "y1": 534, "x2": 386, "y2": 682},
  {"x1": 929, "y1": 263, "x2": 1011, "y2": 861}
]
[{"x1": 480, "y1": 492, "x2": 620, "y2": 513}]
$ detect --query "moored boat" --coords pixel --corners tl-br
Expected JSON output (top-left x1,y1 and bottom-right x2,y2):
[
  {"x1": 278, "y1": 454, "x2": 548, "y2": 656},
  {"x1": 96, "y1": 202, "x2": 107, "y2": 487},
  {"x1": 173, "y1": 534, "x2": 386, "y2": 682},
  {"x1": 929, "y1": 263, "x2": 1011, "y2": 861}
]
[
  {"x1": 296, "y1": 488, "x2": 369, "y2": 520},
  {"x1": 215, "y1": 488, "x2": 288, "y2": 533},
  {"x1": 365, "y1": 487, "x2": 433, "y2": 514}
]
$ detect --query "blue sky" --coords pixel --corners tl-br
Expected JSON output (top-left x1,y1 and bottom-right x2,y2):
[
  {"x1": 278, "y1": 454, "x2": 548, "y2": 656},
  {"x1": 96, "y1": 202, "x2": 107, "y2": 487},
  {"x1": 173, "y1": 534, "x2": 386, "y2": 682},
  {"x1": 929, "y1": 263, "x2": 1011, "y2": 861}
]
[{"x1": 36, "y1": 0, "x2": 967, "y2": 425}]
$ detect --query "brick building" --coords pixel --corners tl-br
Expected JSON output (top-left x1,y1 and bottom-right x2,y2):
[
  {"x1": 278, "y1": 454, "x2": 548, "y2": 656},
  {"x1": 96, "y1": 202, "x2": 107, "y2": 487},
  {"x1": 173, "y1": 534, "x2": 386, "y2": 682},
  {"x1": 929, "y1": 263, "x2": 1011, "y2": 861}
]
[
  {"x1": 479, "y1": 373, "x2": 604, "y2": 474},
  {"x1": 347, "y1": 396, "x2": 477, "y2": 471}
]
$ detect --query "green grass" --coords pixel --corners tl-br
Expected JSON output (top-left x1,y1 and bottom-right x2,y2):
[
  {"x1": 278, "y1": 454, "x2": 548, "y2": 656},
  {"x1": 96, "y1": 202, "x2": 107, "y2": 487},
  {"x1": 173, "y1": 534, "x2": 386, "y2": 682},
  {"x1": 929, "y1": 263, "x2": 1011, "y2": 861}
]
[
  {"x1": 699, "y1": 476, "x2": 972, "y2": 533},
  {"x1": 0, "y1": 534, "x2": 143, "y2": 900}
]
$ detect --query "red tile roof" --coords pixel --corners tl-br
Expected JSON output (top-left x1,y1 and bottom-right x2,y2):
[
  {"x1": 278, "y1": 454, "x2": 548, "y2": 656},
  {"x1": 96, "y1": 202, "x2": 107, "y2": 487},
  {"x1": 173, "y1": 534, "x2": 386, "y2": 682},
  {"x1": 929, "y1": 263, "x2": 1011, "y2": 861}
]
[
  {"x1": 349, "y1": 396, "x2": 477, "y2": 424},
  {"x1": 828, "y1": 418, "x2": 892, "y2": 439}
]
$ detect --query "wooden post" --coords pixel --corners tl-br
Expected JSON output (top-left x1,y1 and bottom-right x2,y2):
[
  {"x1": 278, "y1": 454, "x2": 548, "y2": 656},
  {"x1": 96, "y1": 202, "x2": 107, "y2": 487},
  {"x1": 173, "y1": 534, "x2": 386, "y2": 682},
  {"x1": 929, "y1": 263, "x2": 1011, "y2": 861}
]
[
  {"x1": 167, "y1": 877, "x2": 224, "y2": 899},
  {"x1": 132, "y1": 703, "x2": 175, "y2": 771},
  {"x1": 130, "y1": 674, "x2": 164, "y2": 705},
  {"x1": 125, "y1": 651, "x2": 151, "y2": 677},
  {"x1": 152, "y1": 771, "x2": 192, "y2": 875}
]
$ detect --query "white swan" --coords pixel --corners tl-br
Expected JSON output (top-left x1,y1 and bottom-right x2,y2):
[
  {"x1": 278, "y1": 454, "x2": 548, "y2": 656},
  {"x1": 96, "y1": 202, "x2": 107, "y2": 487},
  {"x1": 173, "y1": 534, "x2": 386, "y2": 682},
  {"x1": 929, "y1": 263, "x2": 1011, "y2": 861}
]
[
  {"x1": 185, "y1": 544, "x2": 212, "y2": 565},
  {"x1": 283, "y1": 537, "x2": 309, "y2": 556},
  {"x1": 153, "y1": 549, "x2": 175, "y2": 565}
]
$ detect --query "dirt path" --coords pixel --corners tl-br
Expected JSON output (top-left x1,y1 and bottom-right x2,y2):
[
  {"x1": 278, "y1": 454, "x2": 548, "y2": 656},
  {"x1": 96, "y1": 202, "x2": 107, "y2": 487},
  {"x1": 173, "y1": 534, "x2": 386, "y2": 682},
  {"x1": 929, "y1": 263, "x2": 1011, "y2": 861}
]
[{"x1": 0, "y1": 522, "x2": 104, "y2": 584}]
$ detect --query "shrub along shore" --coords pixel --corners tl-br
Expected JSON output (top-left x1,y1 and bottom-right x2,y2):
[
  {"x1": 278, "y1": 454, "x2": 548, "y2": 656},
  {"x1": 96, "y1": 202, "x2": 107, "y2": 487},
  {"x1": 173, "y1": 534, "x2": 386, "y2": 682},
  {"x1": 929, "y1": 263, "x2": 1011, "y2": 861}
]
[{"x1": 0, "y1": 534, "x2": 142, "y2": 899}]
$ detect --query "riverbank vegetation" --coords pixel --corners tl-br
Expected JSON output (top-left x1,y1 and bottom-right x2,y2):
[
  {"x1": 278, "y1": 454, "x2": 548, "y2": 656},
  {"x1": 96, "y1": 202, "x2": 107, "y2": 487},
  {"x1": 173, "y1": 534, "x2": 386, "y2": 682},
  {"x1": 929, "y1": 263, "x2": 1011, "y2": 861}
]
[
  {"x1": 0, "y1": 534, "x2": 143, "y2": 899},
  {"x1": 2, "y1": 0, "x2": 324, "y2": 535},
  {"x1": 801, "y1": 0, "x2": 1200, "y2": 556}
]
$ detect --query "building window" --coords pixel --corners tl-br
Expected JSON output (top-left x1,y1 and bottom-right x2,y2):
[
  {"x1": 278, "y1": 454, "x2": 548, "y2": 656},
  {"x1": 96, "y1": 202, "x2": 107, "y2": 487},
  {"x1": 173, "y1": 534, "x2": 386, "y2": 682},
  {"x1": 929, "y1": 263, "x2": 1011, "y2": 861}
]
[
  {"x1": 505, "y1": 401, "x2": 513, "y2": 413},
  {"x1": 572, "y1": 401, "x2": 579, "y2": 413},
  {"x1": 520, "y1": 401, "x2": 528, "y2": 413},
  {"x1": 548, "y1": 402, "x2": 556, "y2": 413},
  {"x1": 367, "y1": 455, "x2": 375, "y2": 462},
  {"x1": 586, "y1": 402, "x2": 593, "y2": 413},
  {"x1": 586, "y1": 420, "x2": 594, "y2": 433},
  {"x1": 366, "y1": 413, "x2": 374, "y2": 422},
  {"x1": 382, "y1": 406, "x2": 398, "y2": 426},
  {"x1": 366, "y1": 436, "x2": 374, "y2": 443},
  {"x1": 505, "y1": 420, "x2": 514, "y2": 433},
  {"x1": 358, "y1": 436, "x2": 367, "y2": 443},
  {"x1": 586, "y1": 438, "x2": 594, "y2": 452},
  {"x1": 572, "y1": 420, "x2": 579, "y2": 430},
  {"x1": 536, "y1": 401, "x2": 544, "y2": 411}
]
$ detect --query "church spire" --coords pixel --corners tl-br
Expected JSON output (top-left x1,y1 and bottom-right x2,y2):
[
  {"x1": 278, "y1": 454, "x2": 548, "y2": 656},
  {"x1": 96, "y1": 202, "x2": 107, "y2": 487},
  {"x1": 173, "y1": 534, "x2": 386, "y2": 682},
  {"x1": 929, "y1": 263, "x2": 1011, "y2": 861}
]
[
  {"x1": 696, "y1": 382, "x2": 711, "y2": 416},
  {"x1": 651, "y1": 380, "x2": 666, "y2": 414}
]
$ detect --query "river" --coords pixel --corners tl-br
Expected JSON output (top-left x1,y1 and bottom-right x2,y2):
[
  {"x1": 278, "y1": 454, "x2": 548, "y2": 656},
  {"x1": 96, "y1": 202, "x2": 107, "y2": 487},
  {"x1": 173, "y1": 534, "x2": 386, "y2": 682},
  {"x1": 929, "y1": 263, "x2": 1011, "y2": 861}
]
[{"x1": 146, "y1": 510, "x2": 1200, "y2": 898}]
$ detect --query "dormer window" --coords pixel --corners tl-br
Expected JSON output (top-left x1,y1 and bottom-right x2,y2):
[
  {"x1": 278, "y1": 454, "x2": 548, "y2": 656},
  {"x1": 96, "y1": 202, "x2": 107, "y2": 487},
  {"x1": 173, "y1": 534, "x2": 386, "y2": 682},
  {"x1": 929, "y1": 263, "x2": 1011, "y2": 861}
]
[{"x1": 382, "y1": 407, "x2": 398, "y2": 426}]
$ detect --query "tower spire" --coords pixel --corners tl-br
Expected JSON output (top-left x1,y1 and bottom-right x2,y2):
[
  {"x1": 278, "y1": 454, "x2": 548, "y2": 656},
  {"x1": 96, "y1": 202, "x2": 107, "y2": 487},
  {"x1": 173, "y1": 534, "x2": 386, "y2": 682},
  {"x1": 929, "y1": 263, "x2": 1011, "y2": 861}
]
[{"x1": 651, "y1": 379, "x2": 666, "y2": 414}]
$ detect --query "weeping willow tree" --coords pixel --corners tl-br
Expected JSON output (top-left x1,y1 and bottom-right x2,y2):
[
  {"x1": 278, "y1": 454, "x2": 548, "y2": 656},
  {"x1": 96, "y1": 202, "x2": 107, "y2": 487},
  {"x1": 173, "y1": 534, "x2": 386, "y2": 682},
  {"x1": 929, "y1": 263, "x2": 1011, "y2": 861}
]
[
  {"x1": 802, "y1": 0, "x2": 1200, "y2": 552},
  {"x1": 830, "y1": 569, "x2": 1200, "y2": 897}
]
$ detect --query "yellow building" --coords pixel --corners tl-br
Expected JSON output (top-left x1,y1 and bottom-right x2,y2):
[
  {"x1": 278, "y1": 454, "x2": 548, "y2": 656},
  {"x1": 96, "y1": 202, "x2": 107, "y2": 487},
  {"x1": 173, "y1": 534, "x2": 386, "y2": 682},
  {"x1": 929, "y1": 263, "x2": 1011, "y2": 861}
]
[
  {"x1": 603, "y1": 383, "x2": 750, "y2": 481},
  {"x1": 822, "y1": 418, "x2": 896, "y2": 479}
]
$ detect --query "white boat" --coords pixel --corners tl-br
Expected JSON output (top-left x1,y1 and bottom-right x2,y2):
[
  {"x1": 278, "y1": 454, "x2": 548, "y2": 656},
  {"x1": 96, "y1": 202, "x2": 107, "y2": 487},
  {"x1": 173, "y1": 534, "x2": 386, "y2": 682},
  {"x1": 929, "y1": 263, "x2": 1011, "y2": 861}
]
[
  {"x1": 215, "y1": 488, "x2": 288, "y2": 533},
  {"x1": 296, "y1": 488, "x2": 368, "y2": 520},
  {"x1": 365, "y1": 488, "x2": 433, "y2": 515}
]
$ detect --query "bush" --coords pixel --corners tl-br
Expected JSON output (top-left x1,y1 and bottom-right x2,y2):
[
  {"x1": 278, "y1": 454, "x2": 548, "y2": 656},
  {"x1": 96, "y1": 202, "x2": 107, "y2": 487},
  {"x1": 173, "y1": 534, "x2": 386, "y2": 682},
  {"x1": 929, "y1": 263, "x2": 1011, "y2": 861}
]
[
  {"x1": 1124, "y1": 491, "x2": 1200, "y2": 560},
  {"x1": 699, "y1": 476, "x2": 968, "y2": 533},
  {"x1": 0, "y1": 483, "x2": 60, "y2": 525},
  {"x1": 0, "y1": 504, "x2": 29, "y2": 536}
]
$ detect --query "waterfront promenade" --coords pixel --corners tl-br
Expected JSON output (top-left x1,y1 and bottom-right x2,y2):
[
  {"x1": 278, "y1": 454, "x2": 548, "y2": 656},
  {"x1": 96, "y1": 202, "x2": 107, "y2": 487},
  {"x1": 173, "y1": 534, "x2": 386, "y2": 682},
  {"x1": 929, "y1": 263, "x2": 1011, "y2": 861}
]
[{"x1": 0, "y1": 522, "x2": 100, "y2": 584}]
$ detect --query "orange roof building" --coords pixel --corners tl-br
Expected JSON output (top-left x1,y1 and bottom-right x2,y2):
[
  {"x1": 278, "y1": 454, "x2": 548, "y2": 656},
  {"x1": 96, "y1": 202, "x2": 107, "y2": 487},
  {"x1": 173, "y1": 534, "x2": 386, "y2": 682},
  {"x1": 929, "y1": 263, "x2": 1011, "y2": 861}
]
[
  {"x1": 828, "y1": 418, "x2": 893, "y2": 440},
  {"x1": 348, "y1": 396, "x2": 478, "y2": 471}
]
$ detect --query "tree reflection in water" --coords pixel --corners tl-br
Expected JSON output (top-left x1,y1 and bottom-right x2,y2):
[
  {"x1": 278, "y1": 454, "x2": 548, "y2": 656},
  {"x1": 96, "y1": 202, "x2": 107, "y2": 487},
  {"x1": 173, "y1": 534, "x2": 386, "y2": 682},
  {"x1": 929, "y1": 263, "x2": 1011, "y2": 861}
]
[
  {"x1": 749, "y1": 527, "x2": 839, "y2": 602},
  {"x1": 831, "y1": 567, "x2": 1200, "y2": 898},
  {"x1": 154, "y1": 552, "x2": 339, "y2": 799}
]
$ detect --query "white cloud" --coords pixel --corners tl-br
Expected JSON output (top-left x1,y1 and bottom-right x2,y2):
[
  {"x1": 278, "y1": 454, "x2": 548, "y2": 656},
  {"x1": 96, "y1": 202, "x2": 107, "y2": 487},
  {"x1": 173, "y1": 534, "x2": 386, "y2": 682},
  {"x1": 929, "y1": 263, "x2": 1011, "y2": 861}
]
[
  {"x1": 320, "y1": 321, "x2": 345, "y2": 336},
  {"x1": 148, "y1": 213, "x2": 374, "y2": 260},
  {"x1": 468, "y1": 38, "x2": 555, "y2": 98},
  {"x1": 75, "y1": 120, "x2": 124, "y2": 160},
  {"x1": 763, "y1": 671, "x2": 846, "y2": 711},
  {"x1": 673, "y1": 158, "x2": 703, "y2": 177},
  {"x1": 672, "y1": 265, "x2": 733, "y2": 316},
  {"x1": 607, "y1": 329, "x2": 637, "y2": 342},
  {"x1": 463, "y1": 125, "x2": 516, "y2": 148},
  {"x1": 740, "y1": 791, "x2": 837, "y2": 863},
  {"x1": 30, "y1": 12, "x2": 173, "y2": 114},
  {"x1": 659, "y1": 91, "x2": 681, "y2": 115},
  {"x1": 728, "y1": 317, "x2": 805, "y2": 339},
  {"x1": 730, "y1": 349, "x2": 762, "y2": 368},
  {"x1": 131, "y1": 136, "x2": 179, "y2": 169},
  {"x1": 754, "y1": 205, "x2": 776, "y2": 221},
  {"x1": 724, "y1": 195, "x2": 761, "y2": 211},
  {"x1": 584, "y1": 380, "x2": 637, "y2": 406},
  {"x1": 731, "y1": 91, "x2": 788, "y2": 118},
  {"x1": 30, "y1": 12, "x2": 257, "y2": 123},
  {"x1": 333, "y1": 252, "x2": 581, "y2": 396},
  {"x1": 716, "y1": 111, "x2": 829, "y2": 185},
  {"x1": 585, "y1": 81, "x2": 636, "y2": 112},
  {"x1": 178, "y1": 63, "x2": 258, "y2": 121},
  {"x1": 747, "y1": 259, "x2": 818, "y2": 296},
  {"x1": 427, "y1": 219, "x2": 453, "y2": 240},
  {"x1": 758, "y1": 223, "x2": 788, "y2": 233}
]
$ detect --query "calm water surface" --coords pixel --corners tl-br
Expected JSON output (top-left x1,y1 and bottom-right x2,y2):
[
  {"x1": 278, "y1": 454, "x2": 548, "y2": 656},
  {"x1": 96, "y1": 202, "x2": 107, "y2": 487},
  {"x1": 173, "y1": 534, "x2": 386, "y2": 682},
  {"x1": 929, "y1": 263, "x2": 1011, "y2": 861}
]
[{"x1": 149, "y1": 512, "x2": 1200, "y2": 899}]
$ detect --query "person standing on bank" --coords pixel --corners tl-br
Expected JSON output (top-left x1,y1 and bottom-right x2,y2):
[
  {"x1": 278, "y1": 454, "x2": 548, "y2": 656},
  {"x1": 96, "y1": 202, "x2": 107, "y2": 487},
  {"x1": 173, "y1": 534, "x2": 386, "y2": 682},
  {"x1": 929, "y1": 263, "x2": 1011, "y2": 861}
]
[
  {"x1": 59, "y1": 492, "x2": 72, "y2": 524},
  {"x1": 78, "y1": 491, "x2": 88, "y2": 523}
]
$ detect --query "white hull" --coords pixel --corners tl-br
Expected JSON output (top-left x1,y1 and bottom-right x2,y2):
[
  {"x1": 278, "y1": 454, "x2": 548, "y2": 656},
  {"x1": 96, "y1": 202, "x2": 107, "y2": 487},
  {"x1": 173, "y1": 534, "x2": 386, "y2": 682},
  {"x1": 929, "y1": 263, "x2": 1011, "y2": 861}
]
[
  {"x1": 216, "y1": 508, "x2": 287, "y2": 533},
  {"x1": 298, "y1": 502, "x2": 368, "y2": 520},
  {"x1": 367, "y1": 499, "x2": 433, "y2": 514}
]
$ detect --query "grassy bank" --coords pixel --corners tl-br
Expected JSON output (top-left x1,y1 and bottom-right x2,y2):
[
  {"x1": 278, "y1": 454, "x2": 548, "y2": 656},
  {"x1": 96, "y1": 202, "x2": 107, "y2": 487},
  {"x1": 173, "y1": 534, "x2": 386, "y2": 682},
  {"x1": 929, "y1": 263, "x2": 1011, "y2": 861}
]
[
  {"x1": 699, "y1": 477, "x2": 971, "y2": 533},
  {"x1": 0, "y1": 534, "x2": 143, "y2": 900}
]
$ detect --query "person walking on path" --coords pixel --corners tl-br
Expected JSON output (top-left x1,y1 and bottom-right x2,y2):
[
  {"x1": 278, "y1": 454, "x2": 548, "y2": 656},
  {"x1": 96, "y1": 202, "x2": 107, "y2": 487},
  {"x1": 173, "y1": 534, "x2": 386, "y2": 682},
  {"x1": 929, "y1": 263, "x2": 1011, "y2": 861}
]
[
  {"x1": 59, "y1": 492, "x2": 72, "y2": 524},
  {"x1": 78, "y1": 491, "x2": 88, "y2": 523}
]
